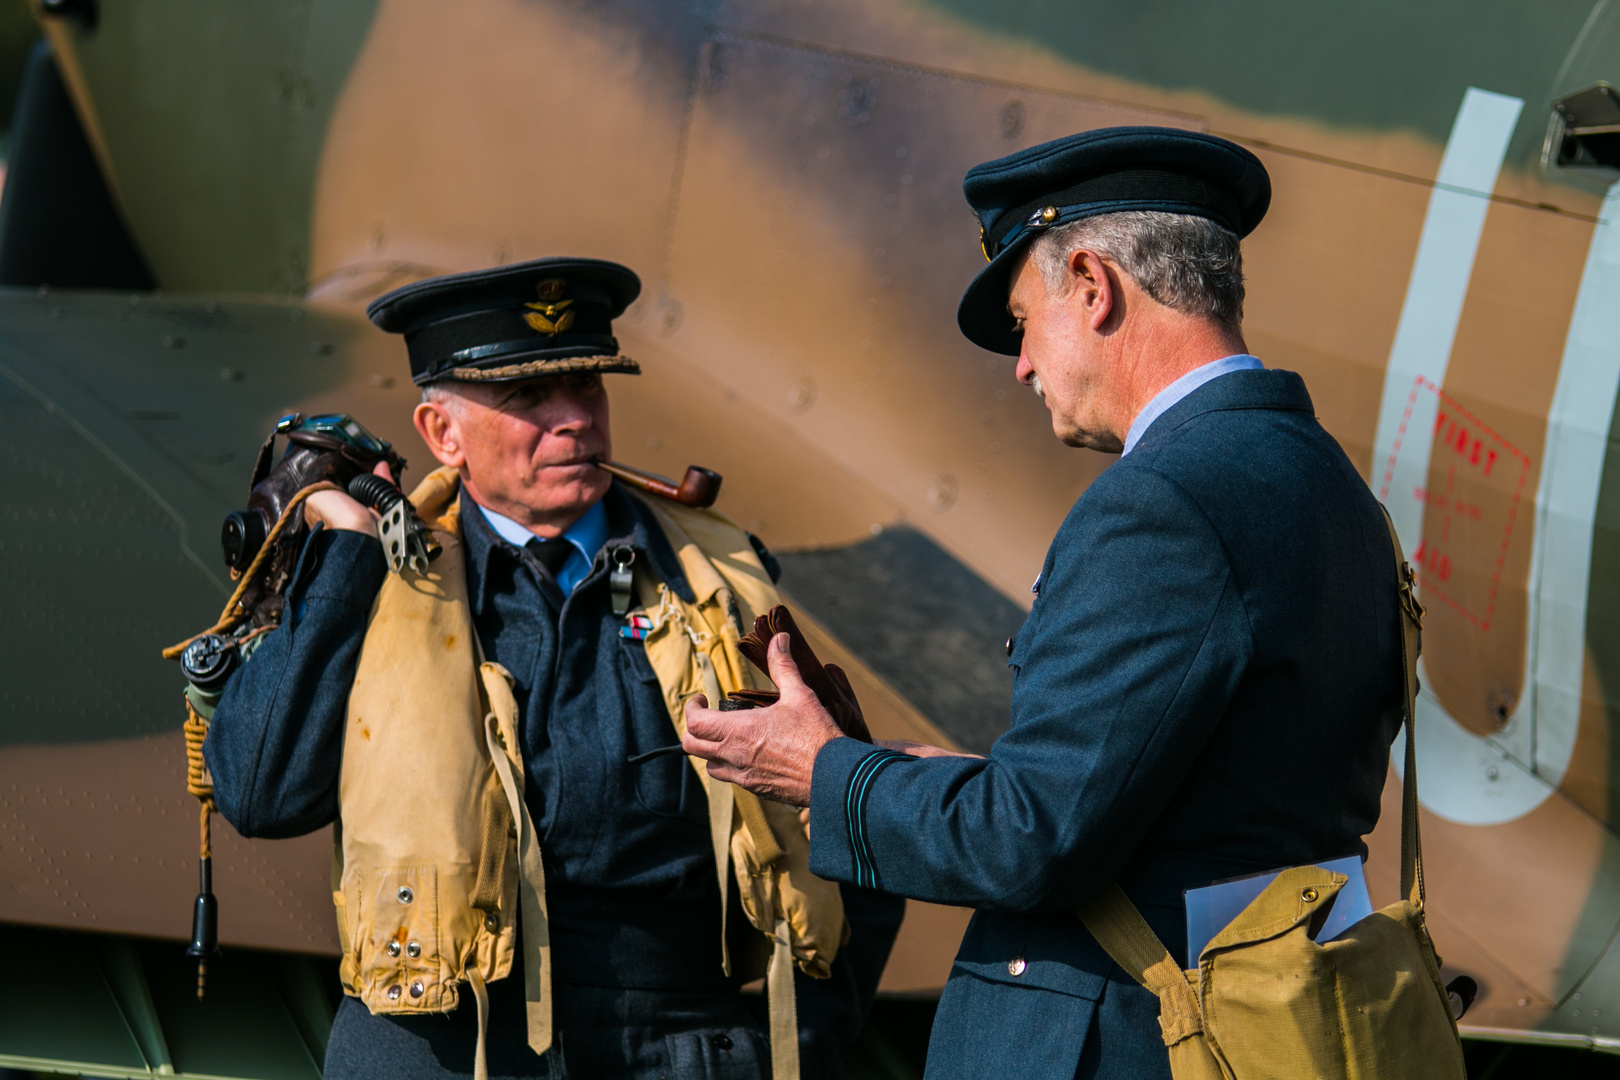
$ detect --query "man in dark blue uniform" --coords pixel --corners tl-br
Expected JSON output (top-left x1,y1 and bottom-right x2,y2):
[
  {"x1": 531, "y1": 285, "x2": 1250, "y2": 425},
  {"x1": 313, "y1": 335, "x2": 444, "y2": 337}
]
[
  {"x1": 681, "y1": 129, "x2": 1404, "y2": 1078},
  {"x1": 202, "y1": 257, "x2": 902, "y2": 1079}
]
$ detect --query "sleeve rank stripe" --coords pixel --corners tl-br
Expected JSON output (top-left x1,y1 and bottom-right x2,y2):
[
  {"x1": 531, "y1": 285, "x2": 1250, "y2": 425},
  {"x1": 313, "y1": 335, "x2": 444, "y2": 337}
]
[{"x1": 845, "y1": 748, "x2": 908, "y2": 890}]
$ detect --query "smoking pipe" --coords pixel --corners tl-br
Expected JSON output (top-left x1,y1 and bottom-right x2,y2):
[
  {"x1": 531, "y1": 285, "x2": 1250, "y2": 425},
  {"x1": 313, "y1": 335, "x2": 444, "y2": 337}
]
[{"x1": 594, "y1": 458, "x2": 722, "y2": 508}]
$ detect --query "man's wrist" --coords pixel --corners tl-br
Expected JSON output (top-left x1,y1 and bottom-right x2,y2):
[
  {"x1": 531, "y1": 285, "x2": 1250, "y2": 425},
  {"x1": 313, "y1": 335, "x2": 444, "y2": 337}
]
[{"x1": 298, "y1": 526, "x2": 387, "y2": 604}]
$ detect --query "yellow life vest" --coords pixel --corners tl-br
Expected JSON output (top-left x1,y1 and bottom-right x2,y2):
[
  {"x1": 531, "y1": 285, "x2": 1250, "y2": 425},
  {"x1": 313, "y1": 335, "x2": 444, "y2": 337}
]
[{"x1": 336, "y1": 466, "x2": 841, "y2": 1080}]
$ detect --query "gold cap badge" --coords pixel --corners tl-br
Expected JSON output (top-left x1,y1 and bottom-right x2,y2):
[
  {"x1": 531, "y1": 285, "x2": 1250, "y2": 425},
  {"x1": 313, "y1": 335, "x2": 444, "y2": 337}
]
[{"x1": 524, "y1": 279, "x2": 574, "y2": 337}]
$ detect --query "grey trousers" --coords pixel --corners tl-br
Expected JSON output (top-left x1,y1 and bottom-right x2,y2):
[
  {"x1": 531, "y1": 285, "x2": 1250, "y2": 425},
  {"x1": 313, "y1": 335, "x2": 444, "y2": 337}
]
[{"x1": 323, "y1": 978, "x2": 771, "y2": 1080}]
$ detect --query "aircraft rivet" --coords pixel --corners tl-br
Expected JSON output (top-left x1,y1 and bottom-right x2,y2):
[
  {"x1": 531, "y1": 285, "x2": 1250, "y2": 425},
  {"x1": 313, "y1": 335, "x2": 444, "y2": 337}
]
[
  {"x1": 410, "y1": 981, "x2": 425, "y2": 998},
  {"x1": 407, "y1": 941, "x2": 422, "y2": 958},
  {"x1": 1302, "y1": 887, "x2": 1319, "y2": 903},
  {"x1": 386, "y1": 941, "x2": 401, "y2": 957},
  {"x1": 397, "y1": 886, "x2": 414, "y2": 905},
  {"x1": 1485, "y1": 766, "x2": 1499, "y2": 781},
  {"x1": 387, "y1": 985, "x2": 402, "y2": 1001}
]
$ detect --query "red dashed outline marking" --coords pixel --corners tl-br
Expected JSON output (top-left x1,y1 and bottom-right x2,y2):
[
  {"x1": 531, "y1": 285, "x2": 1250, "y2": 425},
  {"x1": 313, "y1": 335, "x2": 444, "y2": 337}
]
[{"x1": 1379, "y1": 375, "x2": 1530, "y2": 632}]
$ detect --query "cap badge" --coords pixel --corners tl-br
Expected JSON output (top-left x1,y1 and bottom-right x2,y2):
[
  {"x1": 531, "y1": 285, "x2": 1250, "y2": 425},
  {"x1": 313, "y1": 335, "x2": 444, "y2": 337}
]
[{"x1": 524, "y1": 279, "x2": 575, "y2": 337}]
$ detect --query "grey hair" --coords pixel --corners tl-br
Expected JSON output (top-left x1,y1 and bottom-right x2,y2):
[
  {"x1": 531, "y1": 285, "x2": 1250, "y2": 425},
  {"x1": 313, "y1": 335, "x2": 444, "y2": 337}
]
[
  {"x1": 1030, "y1": 211, "x2": 1245, "y2": 328},
  {"x1": 421, "y1": 382, "x2": 467, "y2": 411}
]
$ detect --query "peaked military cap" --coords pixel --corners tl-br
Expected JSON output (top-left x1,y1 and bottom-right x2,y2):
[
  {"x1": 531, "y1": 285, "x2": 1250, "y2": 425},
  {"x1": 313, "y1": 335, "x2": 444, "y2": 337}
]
[
  {"x1": 367, "y1": 256, "x2": 642, "y2": 385},
  {"x1": 957, "y1": 126, "x2": 1271, "y2": 355}
]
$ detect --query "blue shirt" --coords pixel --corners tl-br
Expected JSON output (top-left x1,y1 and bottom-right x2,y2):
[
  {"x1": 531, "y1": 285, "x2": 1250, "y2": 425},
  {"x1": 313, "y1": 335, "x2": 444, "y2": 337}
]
[
  {"x1": 1121, "y1": 354, "x2": 1264, "y2": 457},
  {"x1": 476, "y1": 497, "x2": 609, "y2": 595}
]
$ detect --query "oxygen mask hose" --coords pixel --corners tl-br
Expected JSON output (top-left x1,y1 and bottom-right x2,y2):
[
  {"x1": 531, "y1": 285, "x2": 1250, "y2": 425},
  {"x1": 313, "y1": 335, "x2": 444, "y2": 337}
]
[{"x1": 349, "y1": 472, "x2": 437, "y2": 572}]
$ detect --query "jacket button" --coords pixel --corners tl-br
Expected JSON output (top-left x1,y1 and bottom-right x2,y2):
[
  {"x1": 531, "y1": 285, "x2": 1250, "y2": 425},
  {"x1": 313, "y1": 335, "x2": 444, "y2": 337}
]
[
  {"x1": 1302, "y1": 887, "x2": 1319, "y2": 903},
  {"x1": 484, "y1": 912, "x2": 499, "y2": 932},
  {"x1": 1008, "y1": 956, "x2": 1027, "y2": 976},
  {"x1": 386, "y1": 941, "x2": 401, "y2": 958},
  {"x1": 397, "y1": 886, "x2": 414, "y2": 905},
  {"x1": 386, "y1": 985, "x2": 402, "y2": 1001},
  {"x1": 711, "y1": 1033, "x2": 734, "y2": 1051},
  {"x1": 410, "y1": 981, "x2": 425, "y2": 999},
  {"x1": 407, "y1": 941, "x2": 422, "y2": 958}
]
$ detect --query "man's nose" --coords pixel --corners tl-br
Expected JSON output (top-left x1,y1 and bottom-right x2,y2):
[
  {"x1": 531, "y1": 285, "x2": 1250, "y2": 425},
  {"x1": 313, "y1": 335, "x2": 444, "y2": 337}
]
[
  {"x1": 547, "y1": 389, "x2": 596, "y2": 433},
  {"x1": 1015, "y1": 348, "x2": 1036, "y2": 385}
]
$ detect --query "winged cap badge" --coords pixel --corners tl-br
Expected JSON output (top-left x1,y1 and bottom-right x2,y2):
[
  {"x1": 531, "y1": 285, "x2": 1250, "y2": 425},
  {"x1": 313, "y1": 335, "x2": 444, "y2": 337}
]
[{"x1": 524, "y1": 278, "x2": 575, "y2": 337}]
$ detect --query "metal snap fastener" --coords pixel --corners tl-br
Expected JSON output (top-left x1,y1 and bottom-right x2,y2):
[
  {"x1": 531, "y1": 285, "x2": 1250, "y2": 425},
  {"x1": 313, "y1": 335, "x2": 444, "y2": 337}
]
[
  {"x1": 397, "y1": 886, "x2": 414, "y2": 905},
  {"x1": 1302, "y1": 887, "x2": 1319, "y2": 903},
  {"x1": 386, "y1": 985, "x2": 402, "y2": 1001},
  {"x1": 484, "y1": 912, "x2": 499, "y2": 932},
  {"x1": 410, "y1": 981, "x2": 425, "y2": 999},
  {"x1": 407, "y1": 941, "x2": 422, "y2": 958},
  {"x1": 386, "y1": 941, "x2": 401, "y2": 958},
  {"x1": 1008, "y1": 956, "x2": 1027, "y2": 976},
  {"x1": 710, "y1": 1033, "x2": 734, "y2": 1051}
]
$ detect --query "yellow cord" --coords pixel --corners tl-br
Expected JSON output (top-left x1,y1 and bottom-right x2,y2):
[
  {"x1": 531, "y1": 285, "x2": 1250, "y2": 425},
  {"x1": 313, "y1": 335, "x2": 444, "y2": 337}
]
[
  {"x1": 165, "y1": 481, "x2": 344, "y2": 882},
  {"x1": 162, "y1": 481, "x2": 341, "y2": 659}
]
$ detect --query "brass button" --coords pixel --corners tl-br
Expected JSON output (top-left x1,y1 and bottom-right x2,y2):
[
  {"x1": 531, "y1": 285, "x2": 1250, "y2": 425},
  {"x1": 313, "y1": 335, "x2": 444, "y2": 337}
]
[
  {"x1": 386, "y1": 985, "x2": 402, "y2": 1001},
  {"x1": 410, "y1": 981, "x2": 425, "y2": 999},
  {"x1": 1302, "y1": 887, "x2": 1319, "y2": 903},
  {"x1": 407, "y1": 941, "x2": 422, "y2": 959},
  {"x1": 1008, "y1": 956, "x2": 1027, "y2": 976},
  {"x1": 397, "y1": 886, "x2": 414, "y2": 905},
  {"x1": 1038, "y1": 206, "x2": 1058, "y2": 224},
  {"x1": 386, "y1": 941, "x2": 401, "y2": 958}
]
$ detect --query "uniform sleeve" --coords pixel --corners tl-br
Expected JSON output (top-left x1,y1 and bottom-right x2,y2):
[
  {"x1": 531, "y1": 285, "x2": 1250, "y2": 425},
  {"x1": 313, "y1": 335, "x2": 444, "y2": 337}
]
[
  {"x1": 808, "y1": 466, "x2": 1252, "y2": 911},
  {"x1": 793, "y1": 884, "x2": 906, "y2": 1079},
  {"x1": 203, "y1": 526, "x2": 387, "y2": 839}
]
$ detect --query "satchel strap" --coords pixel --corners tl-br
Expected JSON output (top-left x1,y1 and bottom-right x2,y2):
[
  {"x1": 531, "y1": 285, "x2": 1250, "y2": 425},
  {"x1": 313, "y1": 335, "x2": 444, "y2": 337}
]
[
  {"x1": 1077, "y1": 884, "x2": 1207, "y2": 1046},
  {"x1": 1380, "y1": 506, "x2": 1427, "y2": 910},
  {"x1": 1079, "y1": 502, "x2": 1428, "y2": 1015}
]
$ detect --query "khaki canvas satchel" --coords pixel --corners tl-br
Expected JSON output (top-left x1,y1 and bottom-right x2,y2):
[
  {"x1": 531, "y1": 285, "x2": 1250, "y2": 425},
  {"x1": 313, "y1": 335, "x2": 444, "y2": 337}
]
[{"x1": 1076, "y1": 508, "x2": 1467, "y2": 1079}]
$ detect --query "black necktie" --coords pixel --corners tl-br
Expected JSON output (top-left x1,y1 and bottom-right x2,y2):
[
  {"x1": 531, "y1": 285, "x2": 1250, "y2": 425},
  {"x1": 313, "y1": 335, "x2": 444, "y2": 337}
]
[{"x1": 526, "y1": 537, "x2": 574, "y2": 580}]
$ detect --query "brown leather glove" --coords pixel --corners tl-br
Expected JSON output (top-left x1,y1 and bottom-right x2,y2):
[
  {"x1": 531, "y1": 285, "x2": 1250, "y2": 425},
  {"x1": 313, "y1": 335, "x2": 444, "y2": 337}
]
[{"x1": 733, "y1": 605, "x2": 873, "y2": 743}]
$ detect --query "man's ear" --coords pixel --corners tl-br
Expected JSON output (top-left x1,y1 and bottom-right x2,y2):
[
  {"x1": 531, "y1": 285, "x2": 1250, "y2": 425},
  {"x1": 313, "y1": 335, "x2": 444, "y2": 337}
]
[
  {"x1": 413, "y1": 399, "x2": 466, "y2": 469},
  {"x1": 1068, "y1": 248, "x2": 1116, "y2": 332}
]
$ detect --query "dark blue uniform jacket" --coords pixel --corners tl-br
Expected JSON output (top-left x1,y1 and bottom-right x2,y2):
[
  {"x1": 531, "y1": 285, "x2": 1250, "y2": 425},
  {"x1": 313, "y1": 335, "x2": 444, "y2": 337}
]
[
  {"x1": 808, "y1": 370, "x2": 1403, "y2": 1079},
  {"x1": 205, "y1": 482, "x2": 901, "y2": 1078}
]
